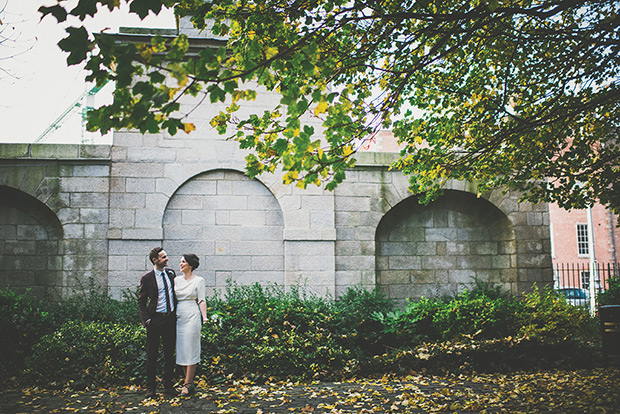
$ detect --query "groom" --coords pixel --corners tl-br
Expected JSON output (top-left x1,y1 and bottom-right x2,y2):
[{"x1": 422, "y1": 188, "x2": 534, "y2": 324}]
[{"x1": 138, "y1": 247, "x2": 177, "y2": 399}]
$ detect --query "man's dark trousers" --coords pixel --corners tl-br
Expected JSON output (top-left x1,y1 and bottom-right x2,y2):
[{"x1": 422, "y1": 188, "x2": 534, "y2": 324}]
[{"x1": 146, "y1": 313, "x2": 176, "y2": 391}]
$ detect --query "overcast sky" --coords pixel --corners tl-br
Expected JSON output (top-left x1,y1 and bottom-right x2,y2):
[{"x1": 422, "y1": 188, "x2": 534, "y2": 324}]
[{"x1": 0, "y1": 0, "x2": 175, "y2": 144}]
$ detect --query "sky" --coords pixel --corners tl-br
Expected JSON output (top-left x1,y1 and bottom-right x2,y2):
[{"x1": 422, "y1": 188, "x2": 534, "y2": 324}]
[{"x1": 0, "y1": 0, "x2": 175, "y2": 144}]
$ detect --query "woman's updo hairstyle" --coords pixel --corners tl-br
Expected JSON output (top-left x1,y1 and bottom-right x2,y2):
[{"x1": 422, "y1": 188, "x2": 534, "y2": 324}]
[{"x1": 183, "y1": 253, "x2": 200, "y2": 270}]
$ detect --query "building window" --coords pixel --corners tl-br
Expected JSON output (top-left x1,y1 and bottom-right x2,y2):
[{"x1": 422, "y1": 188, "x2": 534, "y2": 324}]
[
  {"x1": 576, "y1": 223, "x2": 589, "y2": 256},
  {"x1": 581, "y1": 271, "x2": 590, "y2": 290}
]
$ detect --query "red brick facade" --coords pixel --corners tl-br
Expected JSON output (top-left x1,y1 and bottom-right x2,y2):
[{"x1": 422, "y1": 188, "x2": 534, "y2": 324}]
[{"x1": 548, "y1": 203, "x2": 620, "y2": 266}]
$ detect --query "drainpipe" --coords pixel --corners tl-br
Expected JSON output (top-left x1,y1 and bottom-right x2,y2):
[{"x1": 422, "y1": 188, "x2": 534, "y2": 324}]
[
  {"x1": 587, "y1": 205, "x2": 598, "y2": 316},
  {"x1": 608, "y1": 208, "x2": 617, "y2": 264}
]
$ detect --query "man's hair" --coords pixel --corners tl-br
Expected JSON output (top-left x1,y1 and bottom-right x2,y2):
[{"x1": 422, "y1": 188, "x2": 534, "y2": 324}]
[{"x1": 149, "y1": 247, "x2": 164, "y2": 265}]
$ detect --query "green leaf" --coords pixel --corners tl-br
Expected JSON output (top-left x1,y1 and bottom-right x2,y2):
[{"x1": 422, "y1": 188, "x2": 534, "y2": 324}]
[
  {"x1": 58, "y1": 26, "x2": 91, "y2": 65},
  {"x1": 69, "y1": 0, "x2": 99, "y2": 19},
  {"x1": 148, "y1": 71, "x2": 166, "y2": 84},
  {"x1": 168, "y1": 35, "x2": 189, "y2": 61},
  {"x1": 209, "y1": 86, "x2": 226, "y2": 103},
  {"x1": 224, "y1": 81, "x2": 237, "y2": 94},
  {"x1": 129, "y1": 0, "x2": 164, "y2": 19},
  {"x1": 38, "y1": 5, "x2": 68, "y2": 22},
  {"x1": 51, "y1": 0, "x2": 620, "y2": 211}
]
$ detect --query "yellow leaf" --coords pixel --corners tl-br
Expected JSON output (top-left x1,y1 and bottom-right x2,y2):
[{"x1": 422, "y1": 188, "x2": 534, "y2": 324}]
[
  {"x1": 282, "y1": 171, "x2": 298, "y2": 184},
  {"x1": 314, "y1": 101, "x2": 328, "y2": 116},
  {"x1": 140, "y1": 48, "x2": 153, "y2": 61},
  {"x1": 183, "y1": 123, "x2": 196, "y2": 134},
  {"x1": 265, "y1": 47, "x2": 279, "y2": 59}
]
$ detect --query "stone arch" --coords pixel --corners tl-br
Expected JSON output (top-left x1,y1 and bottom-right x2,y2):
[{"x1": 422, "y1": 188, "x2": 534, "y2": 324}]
[
  {"x1": 158, "y1": 165, "x2": 288, "y2": 232},
  {"x1": 0, "y1": 185, "x2": 64, "y2": 298},
  {"x1": 375, "y1": 190, "x2": 516, "y2": 307},
  {"x1": 0, "y1": 164, "x2": 66, "y2": 214},
  {"x1": 379, "y1": 175, "x2": 521, "y2": 220},
  {"x1": 162, "y1": 169, "x2": 285, "y2": 295}
]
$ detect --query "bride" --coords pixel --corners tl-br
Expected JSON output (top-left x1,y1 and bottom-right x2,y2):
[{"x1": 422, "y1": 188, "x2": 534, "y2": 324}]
[{"x1": 175, "y1": 253, "x2": 207, "y2": 397}]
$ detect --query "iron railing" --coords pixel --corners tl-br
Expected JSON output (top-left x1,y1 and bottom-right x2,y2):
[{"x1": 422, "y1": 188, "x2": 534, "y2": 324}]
[{"x1": 553, "y1": 262, "x2": 619, "y2": 303}]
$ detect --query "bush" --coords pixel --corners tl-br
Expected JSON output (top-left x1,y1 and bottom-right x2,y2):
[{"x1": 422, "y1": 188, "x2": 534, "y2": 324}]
[
  {"x1": 432, "y1": 288, "x2": 523, "y2": 341},
  {"x1": 0, "y1": 284, "x2": 140, "y2": 381},
  {"x1": 360, "y1": 335, "x2": 599, "y2": 376},
  {"x1": 375, "y1": 281, "x2": 524, "y2": 347},
  {"x1": 25, "y1": 321, "x2": 145, "y2": 388},
  {"x1": 44, "y1": 283, "x2": 140, "y2": 326},
  {"x1": 363, "y1": 285, "x2": 599, "y2": 376},
  {"x1": 598, "y1": 275, "x2": 620, "y2": 306},
  {"x1": 331, "y1": 286, "x2": 394, "y2": 355},
  {"x1": 0, "y1": 288, "x2": 56, "y2": 377},
  {"x1": 0, "y1": 280, "x2": 605, "y2": 388},
  {"x1": 517, "y1": 285, "x2": 599, "y2": 345},
  {"x1": 199, "y1": 283, "x2": 356, "y2": 381}
]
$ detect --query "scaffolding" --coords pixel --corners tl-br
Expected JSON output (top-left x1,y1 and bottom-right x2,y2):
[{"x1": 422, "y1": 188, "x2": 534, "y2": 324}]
[{"x1": 34, "y1": 83, "x2": 106, "y2": 144}]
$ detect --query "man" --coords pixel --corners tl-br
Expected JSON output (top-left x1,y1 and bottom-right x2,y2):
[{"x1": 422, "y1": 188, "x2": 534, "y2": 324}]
[{"x1": 138, "y1": 247, "x2": 177, "y2": 399}]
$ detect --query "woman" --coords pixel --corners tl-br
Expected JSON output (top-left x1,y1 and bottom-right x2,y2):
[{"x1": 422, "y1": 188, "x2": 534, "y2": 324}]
[{"x1": 174, "y1": 253, "x2": 207, "y2": 397}]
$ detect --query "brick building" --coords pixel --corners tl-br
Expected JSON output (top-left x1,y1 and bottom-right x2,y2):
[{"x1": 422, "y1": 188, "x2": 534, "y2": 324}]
[{"x1": 549, "y1": 203, "x2": 620, "y2": 291}]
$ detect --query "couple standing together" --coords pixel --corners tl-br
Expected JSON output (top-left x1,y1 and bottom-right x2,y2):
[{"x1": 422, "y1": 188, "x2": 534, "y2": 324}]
[{"x1": 137, "y1": 247, "x2": 207, "y2": 399}]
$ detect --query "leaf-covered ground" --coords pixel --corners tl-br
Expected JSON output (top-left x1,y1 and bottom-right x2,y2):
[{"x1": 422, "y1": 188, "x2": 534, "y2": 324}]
[{"x1": 2, "y1": 368, "x2": 619, "y2": 413}]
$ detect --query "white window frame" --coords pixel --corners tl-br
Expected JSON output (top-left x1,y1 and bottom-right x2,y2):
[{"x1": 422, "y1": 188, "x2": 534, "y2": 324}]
[
  {"x1": 576, "y1": 223, "x2": 589, "y2": 257},
  {"x1": 581, "y1": 270, "x2": 590, "y2": 290}
]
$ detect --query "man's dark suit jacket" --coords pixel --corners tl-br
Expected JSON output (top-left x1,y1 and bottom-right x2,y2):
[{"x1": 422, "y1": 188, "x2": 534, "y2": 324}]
[{"x1": 138, "y1": 268, "x2": 177, "y2": 327}]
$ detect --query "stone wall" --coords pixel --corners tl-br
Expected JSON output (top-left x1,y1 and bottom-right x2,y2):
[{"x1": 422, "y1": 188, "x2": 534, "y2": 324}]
[
  {"x1": 0, "y1": 82, "x2": 552, "y2": 304},
  {"x1": 332, "y1": 153, "x2": 552, "y2": 306},
  {"x1": 0, "y1": 140, "x2": 552, "y2": 302},
  {"x1": 0, "y1": 144, "x2": 110, "y2": 298},
  {"x1": 103, "y1": 77, "x2": 339, "y2": 298}
]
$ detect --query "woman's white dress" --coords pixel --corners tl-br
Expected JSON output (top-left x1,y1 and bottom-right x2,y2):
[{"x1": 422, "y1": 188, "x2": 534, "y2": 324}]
[{"x1": 175, "y1": 275, "x2": 205, "y2": 365}]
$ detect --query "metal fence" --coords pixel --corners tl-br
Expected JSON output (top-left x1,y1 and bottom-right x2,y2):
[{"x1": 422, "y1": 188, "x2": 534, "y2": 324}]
[{"x1": 553, "y1": 262, "x2": 619, "y2": 305}]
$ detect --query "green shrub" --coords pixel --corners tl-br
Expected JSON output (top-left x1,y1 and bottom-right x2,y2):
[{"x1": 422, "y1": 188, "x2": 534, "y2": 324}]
[
  {"x1": 25, "y1": 321, "x2": 145, "y2": 388},
  {"x1": 44, "y1": 284, "x2": 140, "y2": 326},
  {"x1": 433, "y1": 287, "x2": 524, "y2": 341},
  {"x1": 0, "y1": 284, "x2": 140, "y2": 381},
  {"x1": 363, "y1": 284, "x2": 599, "y2": 376},
  {"x1": 199, "y1": 283, "x2": 356, "y2": 381},
  {"x1": 361, "y1": 335, "x2": 599, "y2": 376},
  {"x1": 598, "y1": 275, "x2": 620, "y2": 306},
  {"x1": 375, "y1": 297, "x2": 444, "y2": 345},
  {"x1": 375, "y1": 281, "x2": 524, "y2": 346},
  {"x1": 0, "y1": 280, "x2": 606, "y2": 387},
  {"x1": 331, "y1": 286, "x2": 394, "y2": 355},
  {"x1": 517, "y1": 285, "x2": 598, "y2": 345},
  {"x1": 0, "y1": 288, "x2": 54, "y2": 376}
]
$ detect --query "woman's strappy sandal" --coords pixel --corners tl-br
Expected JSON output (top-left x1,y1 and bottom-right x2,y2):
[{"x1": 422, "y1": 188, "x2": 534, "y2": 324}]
[{"x1": 178, "y1": 382, "x2": 195, "y2": 397}]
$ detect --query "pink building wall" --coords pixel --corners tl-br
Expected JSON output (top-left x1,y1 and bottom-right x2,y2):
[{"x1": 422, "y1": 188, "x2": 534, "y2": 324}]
[{"x1": 548, "y1": 203, "x2": 620, "y2": 266}]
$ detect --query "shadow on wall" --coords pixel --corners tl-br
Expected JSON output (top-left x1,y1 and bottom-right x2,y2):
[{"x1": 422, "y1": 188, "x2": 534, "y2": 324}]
[
  {"x1": 376, "y1": 190, "x2": 516, "y2": 307},
  {"x1": 0, "y1": 186, "x2": 64, "y2": 299}
]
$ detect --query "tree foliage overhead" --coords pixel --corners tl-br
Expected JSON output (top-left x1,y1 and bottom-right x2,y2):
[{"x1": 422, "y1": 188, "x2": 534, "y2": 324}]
[{"x1": 41, "y1": 0, "x2": 620, "y2": 211}]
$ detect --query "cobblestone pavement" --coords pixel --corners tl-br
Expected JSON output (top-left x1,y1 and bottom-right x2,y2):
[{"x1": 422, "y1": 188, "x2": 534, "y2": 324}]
[{"x1": 2, "y1": 369, "x2": 620, "y2": 413}]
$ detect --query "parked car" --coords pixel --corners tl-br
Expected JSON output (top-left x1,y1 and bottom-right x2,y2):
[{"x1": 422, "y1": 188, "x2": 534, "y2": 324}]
[{"x1": 556, "y1": 287, "x2": 589, "y2": 306}]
